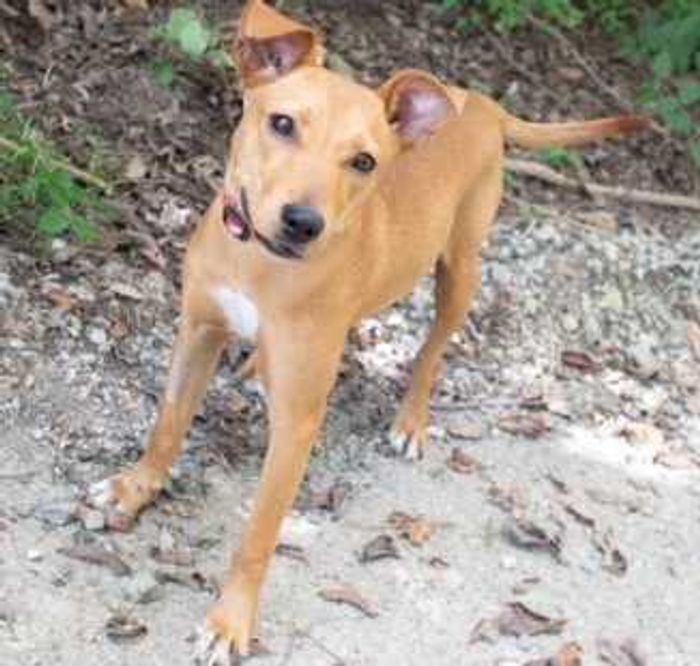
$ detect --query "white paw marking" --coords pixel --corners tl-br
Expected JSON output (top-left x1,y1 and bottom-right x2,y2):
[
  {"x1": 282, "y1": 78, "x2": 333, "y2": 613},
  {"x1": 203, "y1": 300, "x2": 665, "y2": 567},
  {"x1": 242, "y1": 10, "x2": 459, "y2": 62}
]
[
  {"x1": 213, "y1": 286, "x2": 259, "y2": 340},
  {"x1": 88, "y1": 478, "x2": 116, "y2": 508},
  {"x1": 195, "y1": 628, "x2": 237, "y2": 666},
  {"x1": 389, "y1": 428, "x2": 422, "y2": 460}
]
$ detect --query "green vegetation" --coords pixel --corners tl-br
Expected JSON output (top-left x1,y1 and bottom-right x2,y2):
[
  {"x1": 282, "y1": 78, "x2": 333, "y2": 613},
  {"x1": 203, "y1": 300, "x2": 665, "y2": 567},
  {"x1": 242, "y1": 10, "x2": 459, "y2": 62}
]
[
  {"x1": 0, "y1": 86, "x2": 111, "y2": 242},
  {"x1": 153, "y1": 7, "x2": 233, "y2": 82},
  {"x1": 538, "y1": 146, "x2": 584, "y2": 170},
  {"x1": 440, "y1": 0, "x2": 700, "y2": 167}
]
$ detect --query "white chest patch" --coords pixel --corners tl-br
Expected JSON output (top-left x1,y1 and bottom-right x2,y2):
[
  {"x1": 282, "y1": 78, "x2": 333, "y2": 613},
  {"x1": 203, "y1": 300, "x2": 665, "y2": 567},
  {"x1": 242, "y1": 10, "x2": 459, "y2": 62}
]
[{"x1": 213, "y1": 286, "x2": 260, "y2": 340}]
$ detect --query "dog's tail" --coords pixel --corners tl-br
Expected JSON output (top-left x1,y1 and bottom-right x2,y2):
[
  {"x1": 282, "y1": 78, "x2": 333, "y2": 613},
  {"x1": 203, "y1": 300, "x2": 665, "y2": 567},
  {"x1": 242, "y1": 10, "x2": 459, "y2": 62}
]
[{"x1": 502, "y1": 112, "x2": 650, "y2": 149}]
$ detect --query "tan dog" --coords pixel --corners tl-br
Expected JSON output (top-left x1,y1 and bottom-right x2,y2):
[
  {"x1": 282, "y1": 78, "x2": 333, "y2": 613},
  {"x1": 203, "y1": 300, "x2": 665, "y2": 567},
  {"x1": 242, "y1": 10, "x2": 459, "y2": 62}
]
[{"x1": 90, "y1": 1, "x2": 648, "y2": 661}]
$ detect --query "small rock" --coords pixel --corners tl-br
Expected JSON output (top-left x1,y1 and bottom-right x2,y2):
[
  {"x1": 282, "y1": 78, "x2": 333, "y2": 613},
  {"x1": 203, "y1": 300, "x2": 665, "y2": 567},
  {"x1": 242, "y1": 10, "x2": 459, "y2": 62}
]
[
  {"x1": 446, "y1": 419, "x2": 484, "y2": 440},
  {"x1": 87, "y1": 327, "x2": 108, "y2": 347},
  {"x1": 80, "y1": 508, "x2": 106, "y2": 532},
  {"x1": 561, "y1": 313, "x2": 579, "y2": 333},
  {"x1": 27, "y1": 548, "x2": 44, "y2": 562},
  {"x1": 500, "y1": 555, "x2": 517, "y2": 570},
  {"x1": 34, "y1": 499, "x2": 76, "y2": 527},
  {"x1": 123, "y1": 571, "x2": 164, "y2": 605},
  {"x1": 125, "y1": 154, "x2": 148, "y2": 181}
]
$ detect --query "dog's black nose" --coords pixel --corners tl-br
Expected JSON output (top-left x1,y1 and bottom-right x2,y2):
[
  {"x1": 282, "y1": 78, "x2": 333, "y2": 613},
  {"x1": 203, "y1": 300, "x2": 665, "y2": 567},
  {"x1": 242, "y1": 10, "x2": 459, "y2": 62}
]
[{"x1": 281, "y1": 204, "x2": 324, "y2": 243}]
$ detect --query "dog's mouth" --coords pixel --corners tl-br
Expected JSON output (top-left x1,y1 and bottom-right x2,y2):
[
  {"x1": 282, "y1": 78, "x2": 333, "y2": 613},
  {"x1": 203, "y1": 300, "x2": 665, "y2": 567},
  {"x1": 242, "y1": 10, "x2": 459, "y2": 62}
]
[{"x1": 222, "y1": 190, "x2": 303, "y2": 261}]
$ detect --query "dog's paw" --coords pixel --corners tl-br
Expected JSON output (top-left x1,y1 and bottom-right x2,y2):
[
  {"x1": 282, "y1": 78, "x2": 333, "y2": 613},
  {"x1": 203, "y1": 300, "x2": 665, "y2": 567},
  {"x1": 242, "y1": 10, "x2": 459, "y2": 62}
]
[
  {"x1": 86, "y1": 468, "x2": 162, "y2": 531},
  {"x1": 195, "y1": 628, "x2": 242, "y2": 666},
  {"x1": 86, "y1": 477, "x2": 135, "y2": 532},
  {"x1": 198, "y1": 585, "x2": 260, "y2": 664},
  {"x1": 388, "y1": 427, "x2": 424, "y2": 461}
]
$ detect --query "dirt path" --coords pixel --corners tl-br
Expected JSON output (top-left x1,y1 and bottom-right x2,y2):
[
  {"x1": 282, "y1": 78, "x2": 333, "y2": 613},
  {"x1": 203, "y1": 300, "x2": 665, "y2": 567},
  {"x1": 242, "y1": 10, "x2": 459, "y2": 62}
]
[{"x1": 2, "y1": 2, "x2": 700, "y2": 665}]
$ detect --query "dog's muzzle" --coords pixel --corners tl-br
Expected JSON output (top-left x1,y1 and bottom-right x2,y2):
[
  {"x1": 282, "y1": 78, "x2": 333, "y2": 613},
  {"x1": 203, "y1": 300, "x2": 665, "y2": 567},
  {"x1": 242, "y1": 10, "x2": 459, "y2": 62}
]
[{"x1": 222, "y1": 190, "x2": 305, "y2": 261}]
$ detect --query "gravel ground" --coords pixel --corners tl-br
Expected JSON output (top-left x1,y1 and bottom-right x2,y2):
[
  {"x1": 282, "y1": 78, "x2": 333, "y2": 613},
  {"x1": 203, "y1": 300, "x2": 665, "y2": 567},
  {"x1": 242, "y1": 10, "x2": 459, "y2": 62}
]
[{"x1": 2, "y1": 1, "x2": 700, "y2": 665}]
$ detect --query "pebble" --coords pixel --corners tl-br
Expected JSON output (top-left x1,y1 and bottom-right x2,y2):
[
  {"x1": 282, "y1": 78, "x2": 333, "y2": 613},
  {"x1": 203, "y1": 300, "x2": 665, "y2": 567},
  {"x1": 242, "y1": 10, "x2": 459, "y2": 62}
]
[
  {"x1": 34, "y1": 499, "x2": 77, "y2": 527},
  {"x1": 87, "y1": 327, "x2": 108, "y2": 347},
  {"x1": 27, "y1": 548, "x2": 44, "y2": 562},
  {"x1": 81, "y1": 508, "x2": 106, "y2": 532},
  {"x1": 500, "y1": 555, "x2": 517, "y2": 570},
  {"x1": 123, "y1": 571, "x2": 164, "y2": 605}
]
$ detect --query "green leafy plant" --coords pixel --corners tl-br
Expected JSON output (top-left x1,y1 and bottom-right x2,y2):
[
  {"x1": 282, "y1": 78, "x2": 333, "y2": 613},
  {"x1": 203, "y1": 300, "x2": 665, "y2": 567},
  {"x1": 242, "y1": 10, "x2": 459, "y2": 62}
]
[
  {"x1": 538, "y1": 146, "x2": 583, "y2": 170},
  {"x1": 154, "y1": 8, "x2": 232, "y2": 69},
  {"x1": 440, "y1": 0, "x2": 582, "y2": 31},
  {"x1": 440, "y1": 0, "x2": 700, "y2": 168},
  {"x1": 628, "y1": 5, "x2": 700, "y2": 164},
  {"x1": 0, "y1": 87, "x2": 109, "y2": 242}
]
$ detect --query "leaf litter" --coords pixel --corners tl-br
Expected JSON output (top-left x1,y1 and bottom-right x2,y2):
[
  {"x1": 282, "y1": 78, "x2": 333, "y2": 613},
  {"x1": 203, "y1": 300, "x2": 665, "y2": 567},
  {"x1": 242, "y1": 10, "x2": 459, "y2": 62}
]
[{"x1": 470, "y1": 601, "x2": 567, "y2": 643}]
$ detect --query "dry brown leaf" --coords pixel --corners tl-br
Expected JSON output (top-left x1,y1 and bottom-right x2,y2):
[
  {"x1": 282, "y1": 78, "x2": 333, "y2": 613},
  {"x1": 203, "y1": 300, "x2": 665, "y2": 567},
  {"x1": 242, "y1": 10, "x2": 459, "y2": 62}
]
[
  {"x1": 688, "y1": 321, "x2": 700, "y2": 362},
  {"x1": 105, "y1": 614, "x2": 147, "y2": 641},
  {"x1": 525, "y1": 641, "x2": 584, "y2": 665},
  {"x1": 318, "y1": 585, "x2": 379, "y2": 618},
  {"x1": 511, "y1": 575, "x2": 541, "y2": 595},
  {"x1": 447, "y1": 448, "x2": 483, "y2": 474},
  {"x1": 305, "y1": 478, "x2": 352, "y2": 518},
  {"x1": 502, "y1": 515, "x2": 563, "y2": 561},
  {"x1": 275, "y1": 543, "x2": 309, "y2": 564},
  {"x1": 498, "y1": 412, "x2": 552, "y2": 438},
  {"x1": 562, "y1": 350, "x2": 600, "y2": 372},
  {"x1": 488, "y1": 482, "x2": 527, "y2": 513},
  {"x1": 44, "y1": 286, "x2": 77, "y2": 312},
  {"x1": 471, "y1": 602, "x2": 566, "y2": 643},
  {"x1": 563, "y1": 501, "x2": 596, "y2": 527},
  {"x1": 388, "y1": 511, "x2": 435, "y2": 546},
  {"x1": 58, "y1": 543, "x2": 131, "y2": 577},
  {"x1": 149, "y1": 546, "x2": 195, "y2": 568},
  {"x1": 359, "y1": 534, "x2": 400, "y2": 562},
  {"x1": 619, "y1": 422, "x2": 665, "y2": 449},
  {"x1": 428, "y1": 556, "x2": 450, "y2": 569},
  {"x1": 593, "y1": 528, "x2": 628, "y2": 576}
]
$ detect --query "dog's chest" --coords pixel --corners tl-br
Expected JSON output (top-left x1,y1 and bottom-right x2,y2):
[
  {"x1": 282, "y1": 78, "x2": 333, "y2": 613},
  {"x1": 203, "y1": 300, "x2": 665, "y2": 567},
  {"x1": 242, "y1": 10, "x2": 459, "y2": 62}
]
[{"x1": 213, "y1": 286, "x2": 259, "y2": 340}]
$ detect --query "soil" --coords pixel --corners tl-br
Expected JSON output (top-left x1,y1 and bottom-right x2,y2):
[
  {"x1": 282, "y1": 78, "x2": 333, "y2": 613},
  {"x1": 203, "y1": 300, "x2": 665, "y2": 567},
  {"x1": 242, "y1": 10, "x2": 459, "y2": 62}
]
[{"x1": 1, "y1": 2, "x2": 699, "y2": 665}]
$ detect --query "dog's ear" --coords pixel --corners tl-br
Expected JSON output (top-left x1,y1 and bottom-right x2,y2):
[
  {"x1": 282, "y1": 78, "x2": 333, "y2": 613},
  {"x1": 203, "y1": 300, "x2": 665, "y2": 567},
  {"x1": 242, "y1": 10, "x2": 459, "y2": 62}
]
[
  {"x1": 379, "y1": 70, "x2": 457, "y2": 144},
  {"x1": 235, "y1": 0, "x2": 325, "y2": 87}
]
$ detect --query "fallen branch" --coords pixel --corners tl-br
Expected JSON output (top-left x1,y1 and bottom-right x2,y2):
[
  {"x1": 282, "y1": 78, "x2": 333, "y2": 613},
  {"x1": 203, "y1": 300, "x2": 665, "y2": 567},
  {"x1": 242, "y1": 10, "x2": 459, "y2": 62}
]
[
  {"x1": 505, "y1": 157, "x2": 700, "y2": 212},
  {"x1": 0, "y1": 135, "x2": 112, "y2": 193}
]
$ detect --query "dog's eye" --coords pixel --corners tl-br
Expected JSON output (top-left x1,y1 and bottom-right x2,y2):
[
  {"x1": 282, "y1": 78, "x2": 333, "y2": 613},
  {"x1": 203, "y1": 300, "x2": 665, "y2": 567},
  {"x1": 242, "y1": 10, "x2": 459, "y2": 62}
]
[
  {"x1": 350, "y1": 152, "x2": 376, "y2": 174},
  {"x1": 269, "y1": 113, "x2": 295, "y2": 138}
]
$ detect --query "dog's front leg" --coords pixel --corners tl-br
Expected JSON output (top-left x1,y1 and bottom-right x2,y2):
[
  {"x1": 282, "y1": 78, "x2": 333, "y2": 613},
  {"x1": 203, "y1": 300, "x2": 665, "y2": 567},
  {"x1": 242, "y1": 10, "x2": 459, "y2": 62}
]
[
  {"x1": 91, "y1": 295, "x2": 229, "y2": 528},
  {"x1": 202, "y1": 322, "x2": 345, "y2": 662}
]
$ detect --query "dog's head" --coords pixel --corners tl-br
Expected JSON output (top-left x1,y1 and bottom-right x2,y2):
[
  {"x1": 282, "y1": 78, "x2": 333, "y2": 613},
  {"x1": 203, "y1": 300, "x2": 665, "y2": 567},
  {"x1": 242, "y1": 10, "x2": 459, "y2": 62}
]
[{"x1": 224, "y1": 0, "x2": 457, "y2": 261}]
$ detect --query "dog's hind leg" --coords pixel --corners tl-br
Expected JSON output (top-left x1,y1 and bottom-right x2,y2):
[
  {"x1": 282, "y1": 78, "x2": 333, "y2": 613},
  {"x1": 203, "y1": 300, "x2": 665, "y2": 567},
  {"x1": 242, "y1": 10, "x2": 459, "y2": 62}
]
[
  {"x1": 390, "y1": 167, "x2": 503, "y2": 459},
  {"x1": 89, "y1": 288, "x2": 229, "y2": 528}
]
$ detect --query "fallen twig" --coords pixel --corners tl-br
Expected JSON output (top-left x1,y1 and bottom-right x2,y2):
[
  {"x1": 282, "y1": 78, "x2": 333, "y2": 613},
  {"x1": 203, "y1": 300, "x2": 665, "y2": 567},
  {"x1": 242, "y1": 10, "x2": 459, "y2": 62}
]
[
  {"x1": 505, "y1": 158, "x2": 700, "y2": 212},
  {"x1": 0, "y1": 135, "x2": 112, "y2": 193}
]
